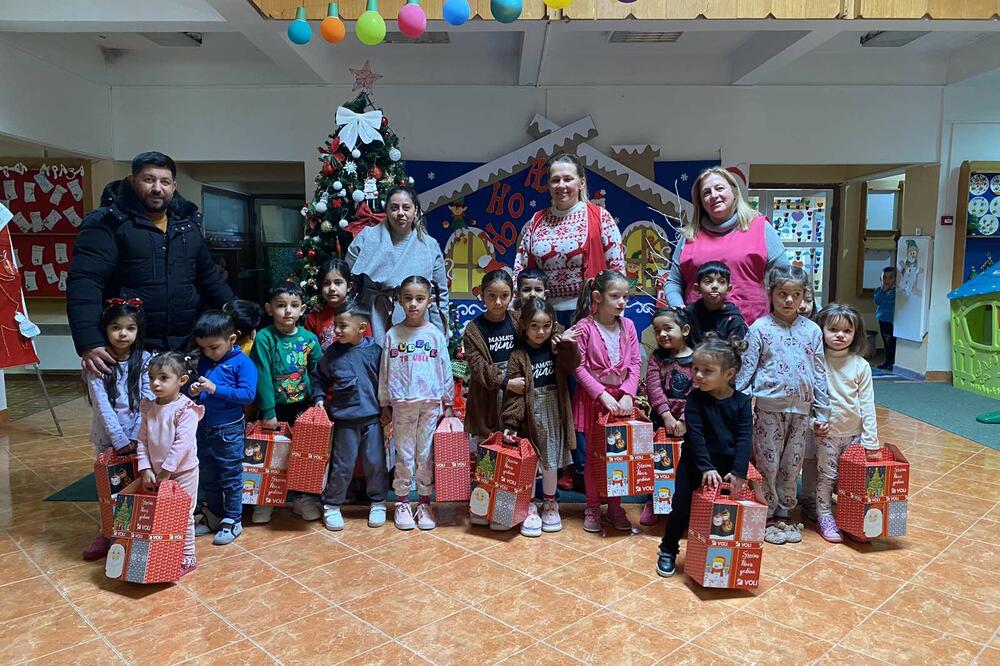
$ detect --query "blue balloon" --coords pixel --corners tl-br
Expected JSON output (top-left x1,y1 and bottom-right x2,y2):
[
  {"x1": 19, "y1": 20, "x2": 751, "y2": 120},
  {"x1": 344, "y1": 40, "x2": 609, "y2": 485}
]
[
  {"x1": 442, "y1": 0, "x2": 470, "y2": 25},
  {"x1": 288, "y1": 19, "x2": 312, "y2": 45},
  {"x1": 490, "y1": 0, "x2": 521, "y2": 22}
]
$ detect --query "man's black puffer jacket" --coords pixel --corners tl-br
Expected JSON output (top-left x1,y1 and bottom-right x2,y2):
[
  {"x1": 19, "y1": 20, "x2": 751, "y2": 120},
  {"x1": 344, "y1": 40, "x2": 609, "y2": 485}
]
[{"x1": 67, "y1": 178, "x2": 234, "y2": 353}]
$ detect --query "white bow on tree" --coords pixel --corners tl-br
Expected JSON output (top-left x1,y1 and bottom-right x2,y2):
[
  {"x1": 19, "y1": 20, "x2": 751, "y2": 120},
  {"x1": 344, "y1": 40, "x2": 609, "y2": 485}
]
[{"x1": 335, "y1": 107, "x2": 385, "y2": 152}]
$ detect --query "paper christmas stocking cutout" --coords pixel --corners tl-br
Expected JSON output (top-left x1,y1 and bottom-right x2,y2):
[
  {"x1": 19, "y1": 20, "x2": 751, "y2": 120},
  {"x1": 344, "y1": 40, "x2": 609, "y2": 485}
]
[
  {"x1": 23, "y1": 182, "x2": 35, "y2": 203},
  {"x1": 68, "y1": 179, "x2": 84, "y2": 202},
  {"x1": 49, "y1": 185, "x2": 67, "y2": 206},
  {"x1": 34, "y1": 172, "x2": 54, "y2": 193}
]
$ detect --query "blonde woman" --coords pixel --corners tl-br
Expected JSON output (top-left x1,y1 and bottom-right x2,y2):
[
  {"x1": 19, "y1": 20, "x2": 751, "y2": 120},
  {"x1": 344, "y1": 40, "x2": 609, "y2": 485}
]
[{"x1": 664, "y1": 167, "x2": 788, "y2": 325}]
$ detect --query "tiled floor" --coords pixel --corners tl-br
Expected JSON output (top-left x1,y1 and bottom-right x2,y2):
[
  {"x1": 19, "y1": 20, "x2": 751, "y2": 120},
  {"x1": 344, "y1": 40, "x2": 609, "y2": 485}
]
[{"x1": 1, "y1": 397, "x2": 998, "y2": 665}]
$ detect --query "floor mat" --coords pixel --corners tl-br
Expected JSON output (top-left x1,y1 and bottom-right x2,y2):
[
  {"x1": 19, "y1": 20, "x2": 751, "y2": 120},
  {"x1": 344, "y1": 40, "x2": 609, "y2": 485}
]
[{"x1": 874, "y1": 381, "x2": 999, "y2": 450}]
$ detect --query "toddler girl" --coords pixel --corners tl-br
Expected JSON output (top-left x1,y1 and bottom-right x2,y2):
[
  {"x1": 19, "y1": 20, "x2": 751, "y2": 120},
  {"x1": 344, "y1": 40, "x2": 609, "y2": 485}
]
[
  {"x1": 570, "y1": 270, "x2": 641, "y2": 533},
  {"x1": 82, "y1": 299, "x2": 152, "y2": 560},
  {"x1": 802, "y1": 303, "x2": 879, "y2": 543},
  {"x1": 736, "y1": 265, "x2": 830, "y2": 545},
  {"x1": 501, "y1": 297, "x2": 580, "y2": 536},
  {"x1": 656, "y1": 337, "x2": 752, "y2": 576},
  {"x1": 306, "y1": 258, "x2": 352, "y2": 350},
  {"x1": 138, "y1": 352, "x2": 204, "y2": 576},
  {"x1": 640, "y1": 307, "x2": 695, "y2": 526},
  {"x1": 379, "y1": 275, "x2": 452, "y2": 531}
]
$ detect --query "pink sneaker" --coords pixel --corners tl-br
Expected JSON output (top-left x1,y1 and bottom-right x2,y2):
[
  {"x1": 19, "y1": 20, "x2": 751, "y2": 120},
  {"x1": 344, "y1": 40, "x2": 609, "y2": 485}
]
[
  {"x1": 607, "y1": 505, "x2": 632, "y2": 531},
  {"x1": 82, "y1": 533, "x2": 110, "y2": 561},
  {"x1": 583, "y1": 508, "x2": 602, "y2": 533},
  {"x1": 639, "y1": 500, "x2": 659, "y2": 526},
  {"x1": 816, "y1": 515, "x2": 843, "y2": 543},
  {"x1": 179, "y1": 556, "x2": 198, "y2": 577}
]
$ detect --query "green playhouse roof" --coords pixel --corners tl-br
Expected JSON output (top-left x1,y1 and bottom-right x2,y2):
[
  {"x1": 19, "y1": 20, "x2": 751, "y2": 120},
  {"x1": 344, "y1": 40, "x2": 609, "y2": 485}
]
[{"x1": 948, "y1": 265, "x2": 1000, "y2": 300}]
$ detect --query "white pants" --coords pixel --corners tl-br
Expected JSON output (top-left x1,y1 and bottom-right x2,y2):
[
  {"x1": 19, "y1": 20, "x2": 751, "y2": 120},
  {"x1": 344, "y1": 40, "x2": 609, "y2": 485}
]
[{"x1": 391, "y1": 401, "x2": 441, "y2": 498}]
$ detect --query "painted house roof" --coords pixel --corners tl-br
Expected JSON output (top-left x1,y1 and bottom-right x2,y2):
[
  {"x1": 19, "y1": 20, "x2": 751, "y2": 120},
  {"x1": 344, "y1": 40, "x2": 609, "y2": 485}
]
[{"x1": 948, "y1": 264, "x2": 1000, "y2": 300}]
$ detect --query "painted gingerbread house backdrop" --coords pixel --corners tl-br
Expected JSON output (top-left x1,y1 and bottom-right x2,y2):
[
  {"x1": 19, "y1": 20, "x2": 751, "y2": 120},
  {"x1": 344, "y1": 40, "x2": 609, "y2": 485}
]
[{"x1": 948, "y1": 265, "x2": 1000, "y2": 399}]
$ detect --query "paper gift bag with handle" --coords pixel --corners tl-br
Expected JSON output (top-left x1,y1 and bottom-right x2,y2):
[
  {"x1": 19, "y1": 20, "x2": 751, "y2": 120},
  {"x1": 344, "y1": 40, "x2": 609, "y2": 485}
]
[
  {"x1": 652, "y1": 428, "x2": 682, "y2": 515},
  {"x1": 105, "y1": 479, "x2": 191, "y2": 584},
  {"x1": 836, "y1": 443, "x2": 909, "y2": 540},
  {"x1": 434, "y1": 417, "x2": 472, "y2": 502},
  {"x1": 95, "y1": 450, "x2": 139, "y2": 537},
  {"x1": 589, "y1": 410, "x2": 654, "y2": 498},
  {"x1": 469, "y1": 432, "x2": 537, "y2": 529},
  {"x1": 287, "y1": 406, "x2": 333, "y2": 494},
  {"x1": 242, "y1": 421, "x2": 292, "y2": 506}
]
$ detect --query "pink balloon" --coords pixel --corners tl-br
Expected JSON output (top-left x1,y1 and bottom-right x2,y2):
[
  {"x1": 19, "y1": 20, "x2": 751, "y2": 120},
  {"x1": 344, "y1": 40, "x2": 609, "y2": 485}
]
[{"x1": 397, "y1": 3, "x2": 427, "y2": 38}]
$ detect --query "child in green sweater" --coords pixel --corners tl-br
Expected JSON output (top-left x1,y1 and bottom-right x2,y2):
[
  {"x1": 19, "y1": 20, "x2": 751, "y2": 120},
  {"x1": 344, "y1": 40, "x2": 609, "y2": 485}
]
[{"x1": 250, "y1": 282, "x2": 321, "y2": 524}]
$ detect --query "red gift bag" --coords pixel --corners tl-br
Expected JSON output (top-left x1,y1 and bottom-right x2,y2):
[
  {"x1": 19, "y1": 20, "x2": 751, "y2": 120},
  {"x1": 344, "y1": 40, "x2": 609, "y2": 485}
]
[
  {"x1": 287, "y1": 406, "x2": 333, "y2": 494},
  {"x1": 434, "y1": 417, "x2": 472, "y2": 502},
  {"x1": 95, "y1": 450, "x2": 139, "y2": 538},
  {"x1": 242, "y1": 421, "x2": 292, "y2": 506},
  {"x1": 470, "y1": 432, "x2": 537, "y2": 529},
  {"x1": 589, "y1": 411, "x2": 655, "y2": 498},
  {"x1": 685, "y1": 464, "x2": 766, "y2": 590},
  {"x1": 836, "y1": 443, "x2": 909, "y2": 540},
  {"x1": 105, "y1": 479, "x2": 191, "y2": 584},
  {"x1": 652, "y1": 428, "x2": 682, "y2": 515}
]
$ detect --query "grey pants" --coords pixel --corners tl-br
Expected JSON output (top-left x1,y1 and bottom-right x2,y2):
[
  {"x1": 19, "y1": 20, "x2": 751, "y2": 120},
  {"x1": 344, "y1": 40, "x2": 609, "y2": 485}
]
[{"x1": 321, "y1": 418, "x2": 388, "y2": 506}]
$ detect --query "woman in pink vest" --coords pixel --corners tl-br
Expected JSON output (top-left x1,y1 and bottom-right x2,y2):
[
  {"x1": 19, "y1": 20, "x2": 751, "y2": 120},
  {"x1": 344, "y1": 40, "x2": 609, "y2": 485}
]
[
  {"x1": 514, "y1": 154, "x2": 625, "y2": 328},
  {"x1": 664, "y1": 167, "x2": 788, "y2": 325}
]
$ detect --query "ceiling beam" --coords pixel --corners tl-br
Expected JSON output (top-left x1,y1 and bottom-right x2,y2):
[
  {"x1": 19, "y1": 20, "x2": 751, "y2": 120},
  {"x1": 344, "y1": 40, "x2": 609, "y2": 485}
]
[
  {"x1": 552, "y1": 19, "x2": 1000, "y2": 33},
  {"x1": 946, "y1": 33, "x2": 1000, "y2": 86},
  {"x1": 518, "y1": 22, "x2": 548, "y2": 86},
  {"x1": 730, "y1": 29, "x2": 841, "y2": 85}
]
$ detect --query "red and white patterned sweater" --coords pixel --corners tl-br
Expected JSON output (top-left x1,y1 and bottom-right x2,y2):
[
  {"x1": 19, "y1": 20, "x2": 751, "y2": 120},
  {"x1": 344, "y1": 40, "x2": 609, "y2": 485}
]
[{"x1": 513, "y1": 203, "x2": 625, "y2": 302}]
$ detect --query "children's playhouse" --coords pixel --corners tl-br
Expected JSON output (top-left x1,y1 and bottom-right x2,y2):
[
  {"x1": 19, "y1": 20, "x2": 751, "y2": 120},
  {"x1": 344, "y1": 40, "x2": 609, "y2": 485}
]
[{"x1": 948, "y1": 265, "x2": 1000, "y2": 399}]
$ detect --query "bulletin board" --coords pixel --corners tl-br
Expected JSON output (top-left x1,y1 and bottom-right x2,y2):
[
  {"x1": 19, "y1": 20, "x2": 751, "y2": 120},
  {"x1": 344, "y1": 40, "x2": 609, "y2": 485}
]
[{"x1": 1, "y1": 160, "x2": 90, "y2": 299}]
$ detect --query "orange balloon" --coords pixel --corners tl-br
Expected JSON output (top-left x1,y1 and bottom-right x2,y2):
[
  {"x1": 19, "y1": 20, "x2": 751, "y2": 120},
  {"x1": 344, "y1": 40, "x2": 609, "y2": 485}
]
[{"x1": 320, "y1": 15, "x2": 346, "y2": 43}]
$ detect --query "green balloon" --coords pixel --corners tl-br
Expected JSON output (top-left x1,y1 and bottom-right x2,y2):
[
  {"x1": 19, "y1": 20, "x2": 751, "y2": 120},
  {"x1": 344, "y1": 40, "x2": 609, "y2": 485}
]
[{"x1": 356, "y1": 10, "x2": 386, "y2": 45}]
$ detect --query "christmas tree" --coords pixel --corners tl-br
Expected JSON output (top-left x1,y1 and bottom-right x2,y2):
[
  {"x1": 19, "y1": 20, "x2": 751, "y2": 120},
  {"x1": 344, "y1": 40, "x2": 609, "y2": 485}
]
[{"x1": 291, "y1": 89, "x2": 411, "y2": 308}]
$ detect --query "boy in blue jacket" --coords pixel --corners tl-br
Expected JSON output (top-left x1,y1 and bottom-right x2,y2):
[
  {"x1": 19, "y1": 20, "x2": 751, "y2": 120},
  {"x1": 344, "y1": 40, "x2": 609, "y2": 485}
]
[
  {"x1": 311, "y1": 300, "x2": 387, "y2": 531},
  {"x1": 189, "y1": 310, "x2": 258, "y2": 545}
]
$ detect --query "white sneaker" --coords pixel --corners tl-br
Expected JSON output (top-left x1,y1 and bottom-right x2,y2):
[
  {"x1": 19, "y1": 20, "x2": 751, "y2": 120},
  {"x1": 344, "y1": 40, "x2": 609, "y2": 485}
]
[
  {"x1": 520, "y1": 504, "x2": 542, "y2": 538},
  {"x1": 394, "y1": 502, "x2": 415, "y2": 530},
  {"x1": 323, "y1": 505, "x2": 344, "y2": 531},
  {"x1": 415, "y1": 503, "x2": 437, "y2": 530},
  {"x1": 293, "y1": 495, "x2": 322, "y2": 521},
  {"x1": 540, "y1": 500, "x2": 562, "y2": 533},
  {"x1": 368, "y1": 502, "x2": 387, "y2": 528},
  {"x1": 251, "y1": 505, "x2": 273, "y2": 524}
]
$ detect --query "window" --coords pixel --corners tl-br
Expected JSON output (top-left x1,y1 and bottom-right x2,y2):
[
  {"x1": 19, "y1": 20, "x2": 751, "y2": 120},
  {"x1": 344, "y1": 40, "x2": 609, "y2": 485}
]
[
  {"x1": 966, "y1": 303, "x2": 997, "y2": 348},
  {"x1": 202, "y1": 187, "x2": 249, "y2": 240},
  {"x1": 445, "y1": 229, "x2": 494, "y2": 298},
  {"x1": 865, "y1": 191, "x2": 900, "y2": 232}
]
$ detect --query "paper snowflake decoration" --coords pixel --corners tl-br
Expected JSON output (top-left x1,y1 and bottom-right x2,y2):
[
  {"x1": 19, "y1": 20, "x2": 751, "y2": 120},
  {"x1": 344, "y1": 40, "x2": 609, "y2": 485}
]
[
  {"x1": 427, "y1": 172, "x2": 436, "y2": 181},
  {"x1": 343, "y1": 161, "x2": 358, "y2": 175},
  {"x1": 529, "y1": 200, "x2": 537, "y2": 208},
  {"x1": 680, "y1": 173, "x2": 689, "y2": 182}
]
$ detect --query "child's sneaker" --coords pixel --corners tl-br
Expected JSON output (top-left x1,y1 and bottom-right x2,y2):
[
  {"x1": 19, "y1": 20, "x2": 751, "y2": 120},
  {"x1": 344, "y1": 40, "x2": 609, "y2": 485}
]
[
  {"x1": 540, "y1": 500, "x2": 562, "y2": 533},
  {"x1": 368, "y1": 502, "x2": 387, "y2": 528},
  {"x1": 639, "y1": 500, "x2": 659, "y2": 527},
  {"x1": 764, "y1": 524, "x2": 787, "y2": 545},
  {"x1": 656, "y1": 551, "x2": 676, "y2": 577},
  {"x1": 179, "y1": 556, "x2": 198, "y2": 577},
  {"x1": 213, "y1": 520, "x2": 243, "y2": 545},
  {"x1": 415, "y1": 503, "x2": 436, "y2": 530},
  {"x1": 520, "y1": 504, "x2": 542, "y2": 538},
  {"x1": 607, "y1": 505, "x2": 632, "y2": 531},
  {"x1": 816, "y1": 515, "x2": 842, "y2": 543},
  {"x1": 394, "y1": 502, "x2": 415, "y2": 530},
  {"x1": 323, "y1": 505, "x2": 345, "y2": 531},
  {"x1": 292, "y1": 495, "x2": 322, "y2": 521},
  {"x1": 82, "y1": 533, "x2": 110, "y2": 561},
  {"x1": 251, "y1": 506, "x2": 273, "y2": 524},
  {"x1": 583, "y1": 508, "x2": 602, "y2": 533},
  {"x1": 781, "y1": 521, "x2": 804, "y2": 543}
]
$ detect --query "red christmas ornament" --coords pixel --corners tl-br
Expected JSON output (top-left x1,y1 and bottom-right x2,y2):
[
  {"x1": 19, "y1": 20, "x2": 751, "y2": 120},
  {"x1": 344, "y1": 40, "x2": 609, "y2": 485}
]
[
  {"x1": 307, "y1": 249, "x2": 317, "y2": 259},
  {"x1": 381, "y1": 117, "x2": 389, "y2": 127},
  {"x1": 322, "y1": 161, "x2": 335, "y2": 176},
  {"x1": 295, "y1": 249, "x2": 304, "y2": 259},
  {"x1": 333, "y1": 152, "x2": 346, "y2": 164},
  {"x1": 369, "y1": 166, "x2": 383, "y2": 180},
  {"x1": 332, "y1": 199, "x2": 342, "y2": 208},
  {"x1": 330, "y1": 136, "x2": 341, "y2": 151}
]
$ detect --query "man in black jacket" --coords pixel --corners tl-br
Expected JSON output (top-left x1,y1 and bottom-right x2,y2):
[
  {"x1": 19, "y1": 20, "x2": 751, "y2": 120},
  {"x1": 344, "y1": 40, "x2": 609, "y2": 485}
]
[{"x1": 67, "y1": 152, "x2": 234, "y2": 374}]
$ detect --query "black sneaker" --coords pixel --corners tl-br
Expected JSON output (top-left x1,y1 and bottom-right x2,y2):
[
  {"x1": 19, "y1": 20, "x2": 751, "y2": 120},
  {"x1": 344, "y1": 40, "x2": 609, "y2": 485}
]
[{"x1": 656, "y1": 551, "x2": 676, "y2": 577}]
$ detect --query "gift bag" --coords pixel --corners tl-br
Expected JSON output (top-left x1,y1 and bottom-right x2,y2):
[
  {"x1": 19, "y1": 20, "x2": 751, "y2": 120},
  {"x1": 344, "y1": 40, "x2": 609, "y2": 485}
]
[
  {"x1": 95, "y1": 450, "x2": 139, "y2": 538},
  {"x1": 105, "y1": 479, "x2": 191, "y2": 584},
  {"x1": 836, "y1": 444, "x2": 909, "y2": 540},
  {"x1": 685, "y1": 464, "x2": 766, "y2": 590},
  {"x1": 242, "y1": 421, "x2": 292, "y2": 506},
  {"x1": 287, "y1": 406, "x2": 333, "y2": 494},
  {"x1": 590, "y1": 412, "x2": 654, "y2": 498},
  {"x1": 469, "y1": 432, "x2": 537, "y2": 529},
  {"x1": 652, "y1": 429, "x2": 682, "y2": 515},
  {"x1": 434, "y1": 417, "x2": 472, "y2": 502}
]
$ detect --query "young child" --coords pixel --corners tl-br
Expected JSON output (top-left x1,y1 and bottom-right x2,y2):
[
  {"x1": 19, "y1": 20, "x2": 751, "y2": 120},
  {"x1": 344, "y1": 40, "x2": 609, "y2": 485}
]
[
  {"x1": 640, "y1": 307, "x2": 695, "y2": 526},
  {"x1": 513, "y1": 267, "x2": 548, "y2": 315},
  {"x1": 379, "y1": 275, "x2": 452, "y2": 531},
  {"x1": 799, "y1": 283, "x2": 818, "y2": 318},
  {"x1": 655, "y1": 337, "x2": 752, "y2": 577},
  {"x1": 501, "y1": 297, "x2": 580, "y2": 536},
  {"x1": 306, "y1": 258, "x2": 352, "y2": 351},
  {"x1": 463, "y1": 270, "x2": 518, "y2": 449},
  {"x1": 802, "y1": 304, "x2": 879, "y2": 543},
  {"x1": 736, "y1": 265, "x2": 830, "y2": 545},
  {"x1": 138, "y1": 352, "x2": 205, "y2": 577},
  {"x1": 311, "y1": 300, "x2": 387, "y2": 531},
  {"x1": 82, "y1": 299, "x2": 152, "y2": 560},
  {"x1": 251, "y1": 282, "x2": 322, "y2": 524},
  {"x1": 684, "y1": 261, "x2": 748, "y2": 345},
  {"x1": 874, "y1": 267, "x2": 896, "y2": 371},
  {"x1": 570, "y1": 269, "x2": 642, "y2": 533},
  {"x1": 189, "y1": 310, "x2": 257, "y2": 545},
  {"x1": 224, "y1": 299, "x2": 262, "y2": 358}
]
